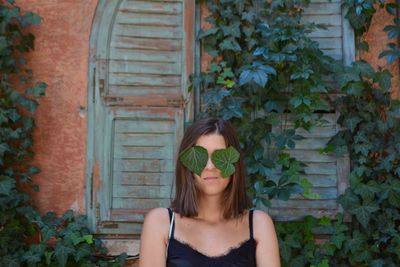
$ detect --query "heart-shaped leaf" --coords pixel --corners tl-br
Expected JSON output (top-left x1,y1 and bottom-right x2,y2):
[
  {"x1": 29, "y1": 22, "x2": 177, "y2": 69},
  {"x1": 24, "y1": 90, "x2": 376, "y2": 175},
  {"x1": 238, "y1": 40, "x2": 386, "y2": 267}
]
[
  {"x1": 179, "y1": 145, "x2": 208, "y2": 176},
  {"x1": 211, "y1": 146, "x2": 240, "y2": 178}
]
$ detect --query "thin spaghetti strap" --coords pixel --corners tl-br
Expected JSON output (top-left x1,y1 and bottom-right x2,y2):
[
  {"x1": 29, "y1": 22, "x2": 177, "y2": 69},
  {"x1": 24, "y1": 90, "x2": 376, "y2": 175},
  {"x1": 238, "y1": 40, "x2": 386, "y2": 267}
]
[
  {"x1": 249, "y1": 209, "x2": 254, "y2": 239},
  {"x1": 167, "y1": 208, "x2": 175, "y2": 239},
  {"x1": 166, "y1": 208, "x2": 175, "y2": 259},
  {"x1": 167, "y1": 207, "x2": 172, "y2": 221}
]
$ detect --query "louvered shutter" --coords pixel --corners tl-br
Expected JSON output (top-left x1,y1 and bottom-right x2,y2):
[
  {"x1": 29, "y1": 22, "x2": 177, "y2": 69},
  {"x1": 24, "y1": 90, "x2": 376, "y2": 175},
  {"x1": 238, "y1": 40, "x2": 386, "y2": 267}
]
[
  {"x1": 267, "y1": 0, "x2": 354, "y2": 220},
  {"x1": 88, "y1": 0, "x2": 194, "y2": 235}
]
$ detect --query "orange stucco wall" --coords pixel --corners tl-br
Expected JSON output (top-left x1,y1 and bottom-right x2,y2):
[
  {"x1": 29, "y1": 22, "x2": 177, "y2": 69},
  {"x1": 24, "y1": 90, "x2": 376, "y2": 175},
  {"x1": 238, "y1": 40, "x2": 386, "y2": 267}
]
[
  {"x1": 16, "y1": 0, "x2": 98, "y2": 215},
  {"x1": 362, "y1": 6, "x2": 400, "y2": 99}
]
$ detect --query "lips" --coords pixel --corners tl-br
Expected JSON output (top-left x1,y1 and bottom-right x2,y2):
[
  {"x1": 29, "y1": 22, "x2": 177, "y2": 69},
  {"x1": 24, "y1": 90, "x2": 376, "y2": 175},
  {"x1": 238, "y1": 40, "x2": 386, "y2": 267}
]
[{"x1": 203, "y1": 176, "x2": 218, "y2": 180}]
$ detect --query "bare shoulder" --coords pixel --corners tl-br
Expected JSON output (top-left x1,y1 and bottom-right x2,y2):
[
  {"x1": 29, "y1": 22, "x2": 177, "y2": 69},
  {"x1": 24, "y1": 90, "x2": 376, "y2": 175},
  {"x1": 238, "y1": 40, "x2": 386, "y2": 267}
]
[
  {"x1": 143, "y1": 207, "x2": 170, "y2": 232},
  {"x1": 252, "y1": 210, "x2": 281, "y2": 266},
  {"x1": 139, "y1": 208, "x2": 170, "y2": 266},
  {"x1": 252, "y1": 210, "x2": 277, "y2": 239},
  {"x1": 144, "y1": 207, "x2": 170, "y2": 222},
  {"x1": 253, "y1": 210, "x2": 274, "y2": 228}
]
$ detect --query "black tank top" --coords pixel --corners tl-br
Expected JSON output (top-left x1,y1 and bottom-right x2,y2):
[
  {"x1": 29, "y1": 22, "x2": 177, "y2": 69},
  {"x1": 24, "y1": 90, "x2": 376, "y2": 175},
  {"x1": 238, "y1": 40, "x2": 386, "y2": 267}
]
[{"x1": 166, "y1": 208, "x2": 257, "y2": 267}]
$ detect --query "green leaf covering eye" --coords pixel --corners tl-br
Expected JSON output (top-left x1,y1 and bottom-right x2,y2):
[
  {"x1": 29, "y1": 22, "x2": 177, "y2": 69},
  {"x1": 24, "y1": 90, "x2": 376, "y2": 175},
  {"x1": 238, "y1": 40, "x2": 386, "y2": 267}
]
[
  {"x1": 179, "y1": 145, "x2": 208, "y2": 176},
  {"x1": 211, "y1": 146, "x2": 240, "y2": 178}
]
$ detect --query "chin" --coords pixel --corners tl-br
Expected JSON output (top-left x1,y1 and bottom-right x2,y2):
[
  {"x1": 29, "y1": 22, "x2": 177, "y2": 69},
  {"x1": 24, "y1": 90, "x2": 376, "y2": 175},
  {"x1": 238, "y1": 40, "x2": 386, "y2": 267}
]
[{"x1": 196, "y1": 184, "x2": 230, "y2": 197}]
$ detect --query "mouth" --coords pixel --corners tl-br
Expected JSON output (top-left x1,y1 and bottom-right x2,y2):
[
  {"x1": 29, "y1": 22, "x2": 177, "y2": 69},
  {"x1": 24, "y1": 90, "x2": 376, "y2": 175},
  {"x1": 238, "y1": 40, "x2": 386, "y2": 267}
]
[{"x1": 203, "y1": 176, "x2": 218, "y2": 180}]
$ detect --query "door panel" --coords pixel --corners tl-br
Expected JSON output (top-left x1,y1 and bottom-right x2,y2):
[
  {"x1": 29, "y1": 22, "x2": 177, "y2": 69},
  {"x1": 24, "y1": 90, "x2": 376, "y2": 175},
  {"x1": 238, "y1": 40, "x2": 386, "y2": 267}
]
[{"x1": 88, "y1": 0, "x2": 194, "y2": 235}]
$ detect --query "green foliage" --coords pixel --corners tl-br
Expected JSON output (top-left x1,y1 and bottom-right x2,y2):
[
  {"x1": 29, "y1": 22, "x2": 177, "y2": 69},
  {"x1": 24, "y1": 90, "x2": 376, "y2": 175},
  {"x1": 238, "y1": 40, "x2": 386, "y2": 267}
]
[
  {"x1": 25, "y1": 210, "x2": 127, "y2": 267},
  {"x1": 323, "y1": 60, "x2": 400, "y2": 265},
  {"x1": 276, "y1": 216, "x2": 333, "y2": 266},
  {"x1": 195, "y1": 0, "x2": 334, "y2": 208},
  {"x1": 179, "y1": 145, "x2": 240, "y2": 177},
  {"x1": 196, "y1": 0, "x2": 400, "y2": 265},
  {"x1": 179, "y1": 145, "x2": 209, "y2": 175},
  {"x1": 379, "y1": 12, "x2": 400, "y2": 63},
  {"x1": 342, "y1": 0, "x2": 382, "y2": 39},
  {"x1": 211, "y1": 146, "x2": 240, "y2": 178},
  {"x1": 0, "y1": 1, "x2": 125, "y2": 266},
  {"x1": 343, "y1": 0, "x2": 400, "y2": 64},
  {"x1": 0, "y1": 1, "x2": 46, "y2": 264}
]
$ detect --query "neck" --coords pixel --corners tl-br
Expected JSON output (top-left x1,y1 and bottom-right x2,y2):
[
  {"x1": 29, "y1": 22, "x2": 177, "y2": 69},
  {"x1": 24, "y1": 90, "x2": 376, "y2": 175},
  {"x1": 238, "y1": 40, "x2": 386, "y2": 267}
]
[{"x1": 196, "y1": 194, "x2": 225, "y2": 223}]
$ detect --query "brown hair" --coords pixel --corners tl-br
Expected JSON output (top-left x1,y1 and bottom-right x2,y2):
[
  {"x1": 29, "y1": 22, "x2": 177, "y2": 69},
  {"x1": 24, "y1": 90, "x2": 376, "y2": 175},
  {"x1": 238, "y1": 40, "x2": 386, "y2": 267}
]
[{"x1": 171, "y1": 117, "x2": 251, "y2": 219}]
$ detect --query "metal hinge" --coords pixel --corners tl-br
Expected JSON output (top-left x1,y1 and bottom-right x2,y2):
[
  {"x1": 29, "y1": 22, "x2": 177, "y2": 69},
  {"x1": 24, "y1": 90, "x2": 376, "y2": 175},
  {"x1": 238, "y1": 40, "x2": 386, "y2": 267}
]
[
  {"x1": 104, "y1": 96, "x2": 124, "y2": 103},
  {"x1": 100, "y1": 222, "x2": 119, "y2": 229},
  {"x1": 95, "y1": 203, "x2": 100, "y2": 221},
  {"x1": 90, "y1": 171, "x2": 94, "y2": 209},
  {"x1": 99, "y1": 79, "x2": 105, "y2": 97}
]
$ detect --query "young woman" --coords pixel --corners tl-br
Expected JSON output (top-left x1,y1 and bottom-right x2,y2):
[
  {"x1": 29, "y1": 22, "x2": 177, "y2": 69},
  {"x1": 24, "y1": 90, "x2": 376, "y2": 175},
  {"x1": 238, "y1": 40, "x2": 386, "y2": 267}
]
[{"x1": 139, "y1": 117, "x2": 280, "y2": 267}]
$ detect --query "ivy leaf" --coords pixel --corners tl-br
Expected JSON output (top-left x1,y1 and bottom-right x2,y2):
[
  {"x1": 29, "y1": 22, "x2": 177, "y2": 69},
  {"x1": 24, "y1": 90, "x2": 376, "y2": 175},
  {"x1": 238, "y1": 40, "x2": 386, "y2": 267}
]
[
  {"x1": 18, "y1": 97, "x2": 38, "y2": 113},
  {"x1": 0, "y1": 176, "x2": 15, "y2": 195},
  {"x1": 219, "y1": 37, "x2": 241, "y2": 51},
  {"x1": 25, "y1": 82, "x2": 47, "y2": 97},
  {"x1": 289, "y1": 96, "x2": 302, "y2": 108},
  {"x1": 179, "y1": 146, "x2": 208, "y2": 176},
  {"x1": 383, "y1": 24, "x2": 400, "y2": 40},
  {"x1": 204, "y1": 88, "x2": 230, "y2": 107},
  {"x1": 388, "y1": 190, "x2": 400, "y2": 208},
  {"x1": 18, "y1": 12, "x2": 41, "y2": 27},
  {"x1": 356, "y1": 5, "x2": 363, "y2": 15},
  {"x1": 354, "y1": 61, "x2": 375, "y2": 78},
  {"x1": 331, "y1": 232, "x2": 346, "y2": 248},
  {"x1": 371, "y1": 259, "x2": 386, "y2": 267},
  {"x1": 41, "y1": 226, "x2": 57, "y2": 241},
  {"x1": 211, "y1": 146, "x2": 240, "y2": 178},
  {"x1": 336, "y1": 68, "x2": 360, "y2": 87},
  {"x1": 21, "y1": 249, "x2": 41, "y2": 265},
  {"x1": 220, "y1": 97, "x2": 244, "y2": 120},
  {"x1": 7, "y1": 109, "x2": 20, "y2": 122},
  {"x1": 70, "y1": 232, "x2": 84, "y2": 245},
  {"x1": 54, "y1": 243, "x2": 75, "y2": 267},
  {"x1": 242, "y1": 11, "x2": 255, "y2": 22},
  {"x1": 379, "y1": 43, "x2": 400, "y2": 64},
  {"x1": 350, "y1": 205, "x2": 379, "y2": 228},
  {"x1": 343, "y1": 116, "x2": 362, "y2": 132},
  {"x1": 197, "y1": 28, "x2": 219, "y2": 39},
  {"x1": 74, "y1": 243, "x2": 91, "y2": 262},
  {"x1": 378, "y1": 154, "x2": 395, "y2": 172},
  {"x1": 1, "y1": 257, "x2": 19, "y2": 267},
  {"x1": 345, "y1": 81, "x2": 365, "y2": 96},
  {"x1": 83, "y1": 234, "x2": 93, "y2": 244},
  {"x1": 28, "y1": 166, "x2": 40, "y2": 175},
  {"x1": 279, "y1": 241, "x2": 292, "y2": 261},
  {"x1": 221, "y1": 22, "x2": 241, "y2": 38},
  {"x1": 386, "y1": 3, "x2": 397, "y2": 16},
  {"x1": 0, "y1": 143, "x2": 9, "y2": 158},
  {"x1": 317, "y1": 259, "x2": 330, "y2": 267},
  {"x1": 62, "y1": 209, "x2": 74, "y2": 222},
  {"x1": 375, "y1": 70, "x2": 392, "y2": 91},
  {"x1": 264, "y1": 100, "x2": 283, "y2": 113},
  {"x1": 44, "y1": 251, "x2": 53, "y2": 266},
  {"x1": 0, "y1": 36, "x2": 9, "y2": 51},
  {"x1": 239, "y1": 62, "x2": 276, "y2": 87}
]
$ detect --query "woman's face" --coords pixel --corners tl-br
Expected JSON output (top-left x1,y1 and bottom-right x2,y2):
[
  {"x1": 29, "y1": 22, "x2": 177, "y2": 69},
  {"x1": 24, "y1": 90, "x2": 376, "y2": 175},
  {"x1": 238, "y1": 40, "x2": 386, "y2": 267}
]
[{"x1": 193, "y1": 133, "x2": 231, "y2": 197}]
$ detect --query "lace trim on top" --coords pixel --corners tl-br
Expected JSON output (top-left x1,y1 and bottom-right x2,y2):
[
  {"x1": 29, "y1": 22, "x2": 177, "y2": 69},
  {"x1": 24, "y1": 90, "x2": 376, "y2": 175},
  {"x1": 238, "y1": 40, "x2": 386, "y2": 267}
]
[{"x1": 171, "y1": 236, "x2": 254, "y2": 259}]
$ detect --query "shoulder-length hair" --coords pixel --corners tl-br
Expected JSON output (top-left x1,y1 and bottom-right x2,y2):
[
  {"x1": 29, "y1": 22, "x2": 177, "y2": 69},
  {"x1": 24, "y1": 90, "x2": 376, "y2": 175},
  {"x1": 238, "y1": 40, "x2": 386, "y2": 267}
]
[{"x1": 171, "y1": 117, "x2": 251, "y2": 219}]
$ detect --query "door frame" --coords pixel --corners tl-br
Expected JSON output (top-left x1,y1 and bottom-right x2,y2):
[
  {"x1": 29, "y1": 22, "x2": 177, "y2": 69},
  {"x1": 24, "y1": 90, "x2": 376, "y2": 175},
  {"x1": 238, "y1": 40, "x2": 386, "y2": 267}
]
[{"x1": 86, "y1": 0, "x2": 196, "y2": 234}]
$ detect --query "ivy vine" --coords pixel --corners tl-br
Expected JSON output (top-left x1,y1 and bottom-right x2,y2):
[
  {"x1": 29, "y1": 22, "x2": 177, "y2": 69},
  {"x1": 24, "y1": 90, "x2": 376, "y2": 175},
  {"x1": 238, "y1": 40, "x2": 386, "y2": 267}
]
[
  {"x1": 194, "y1": 0, "x2": 337, "y2": 208},
  {"x1": 194, "y1": 0, "x2": 400, "y2": 266},
  {"x1": 0, "y1": 1, "x2": 126, "y2": 266}
]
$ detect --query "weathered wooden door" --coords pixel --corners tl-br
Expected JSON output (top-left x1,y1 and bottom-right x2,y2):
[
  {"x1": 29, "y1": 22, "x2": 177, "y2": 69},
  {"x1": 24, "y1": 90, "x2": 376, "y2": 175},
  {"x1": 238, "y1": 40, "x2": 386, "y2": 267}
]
[{"x1": 87, "y1": 0, "x2": 195, "y2": 236}]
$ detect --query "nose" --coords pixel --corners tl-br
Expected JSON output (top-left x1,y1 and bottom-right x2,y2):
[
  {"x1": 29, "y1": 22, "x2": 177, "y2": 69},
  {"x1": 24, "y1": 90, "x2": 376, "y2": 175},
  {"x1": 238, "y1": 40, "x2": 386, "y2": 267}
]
[{"x1": 204, "y1": 156, "x2": 216, "y2": 170}]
